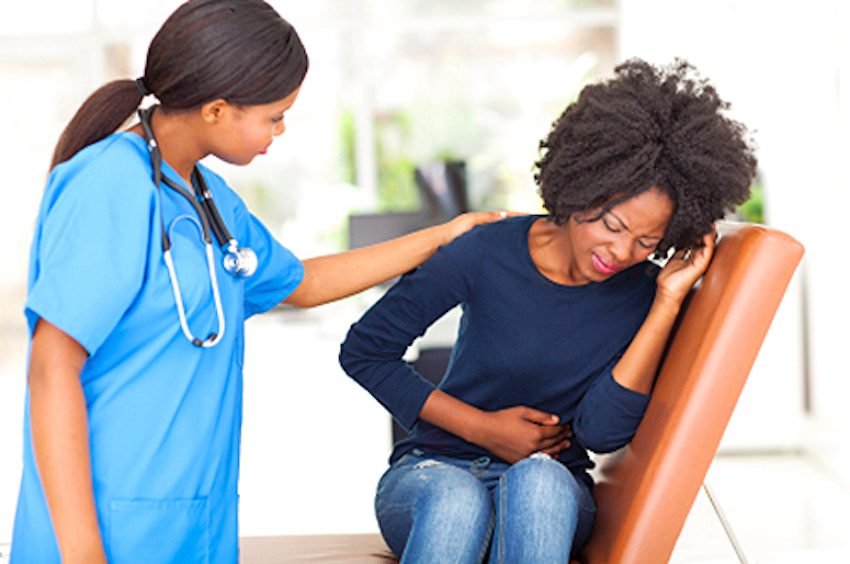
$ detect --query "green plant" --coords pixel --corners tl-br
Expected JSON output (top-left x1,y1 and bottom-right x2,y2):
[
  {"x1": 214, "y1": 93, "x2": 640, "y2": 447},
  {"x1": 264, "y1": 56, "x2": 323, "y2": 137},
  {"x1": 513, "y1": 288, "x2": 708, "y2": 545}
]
[
  {"x1": 736, "y1": 181, "x2": 764, "y2": 224},
  {"x1": 337, "y1": 108, "x2": 420, "y2": 212}
]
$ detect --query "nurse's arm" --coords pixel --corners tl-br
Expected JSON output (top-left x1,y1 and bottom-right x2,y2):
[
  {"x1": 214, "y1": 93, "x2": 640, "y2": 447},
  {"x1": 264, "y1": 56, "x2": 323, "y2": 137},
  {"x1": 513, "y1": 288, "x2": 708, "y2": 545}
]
[
  {"x1": 28, "y1": 319, "x2": 108, "y2": 564},
  {"x1": 283, "y1": 211, "x2": 510, "y2": 308}
]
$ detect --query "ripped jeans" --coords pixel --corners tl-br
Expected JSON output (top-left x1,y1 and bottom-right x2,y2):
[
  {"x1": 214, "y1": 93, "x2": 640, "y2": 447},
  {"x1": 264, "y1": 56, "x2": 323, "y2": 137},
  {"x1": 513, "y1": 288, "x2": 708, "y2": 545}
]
[{"x1": 374, "y1": 450, "x2": 595, "y2": 564}]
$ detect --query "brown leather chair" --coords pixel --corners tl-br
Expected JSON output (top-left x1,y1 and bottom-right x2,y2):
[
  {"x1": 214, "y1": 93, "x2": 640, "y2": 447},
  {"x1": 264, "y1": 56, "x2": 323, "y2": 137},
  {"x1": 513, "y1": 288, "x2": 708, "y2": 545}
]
[{"x1": 240, "y1": 222, "x2": 804, "y2": 564}]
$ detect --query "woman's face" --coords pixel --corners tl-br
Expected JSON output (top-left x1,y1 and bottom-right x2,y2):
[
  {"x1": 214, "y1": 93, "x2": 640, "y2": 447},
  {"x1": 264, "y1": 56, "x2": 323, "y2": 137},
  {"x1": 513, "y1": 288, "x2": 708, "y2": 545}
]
[
  {"x1": 565, "y1": 187, "x2": 674, "y2": 285},
  {"x1": 208, "y1": 86, "x2": 301, "y2": 166}
]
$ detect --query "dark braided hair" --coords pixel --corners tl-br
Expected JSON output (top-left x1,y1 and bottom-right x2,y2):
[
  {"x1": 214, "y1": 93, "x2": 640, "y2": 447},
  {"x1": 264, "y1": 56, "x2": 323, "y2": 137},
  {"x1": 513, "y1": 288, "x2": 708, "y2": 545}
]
[
  {"x1": 534, "y1": 58, "x2": 757, "y2": 257},
  {"x1": 51, "y1": 0, "x2": 308, "y2": 169}
]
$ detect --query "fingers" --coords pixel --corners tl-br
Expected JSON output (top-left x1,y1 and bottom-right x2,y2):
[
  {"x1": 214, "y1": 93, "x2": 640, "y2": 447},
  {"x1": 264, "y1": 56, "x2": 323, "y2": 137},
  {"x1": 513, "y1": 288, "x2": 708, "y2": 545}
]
[
  {"x1": 520, "y1": 407, "x2": 561, "y2": 426},
  {"x1": 464, "y1": 211, "x2": 524, "y2": 228},
  {"x1": 445, "y1": 211, "x2": 529, "y2": 244},
  {"x1": 483, "y1": 406, "x2": 572, "y2": 462},
  {"x1": 667, "y1": 248, "x2": 689, "y2": 264},
  {"x1": 534, "y1": 422, "x2": 571, "y2": 442},
  {"x1": 536, "y1": 428, "x2": 572, "y2": 456},
  {"x1": 469, "y1": 211, "x2": 506, "y2": 223},
  {"x1": 519, "y1": 407, "x2": 572, "y2": 443},
  {"x1": 539, "y1": 431, "x2": 571, "y2": 450},
  {"x1": 525, "y1": 409, "x2": 572, "y2": 454},
  {"x1": 699, "y1": 230, "x2": 717, "y2": 259},
  {"x1": 465, "y1": 210, "x2": 528, "y2": 224},
  {"x1": 686, "y1": 232, "x2": 716, "y2": 273},
  {"x1": 445, "y1": 212, "x2": 511, "y2": 242},
  {"x1": 668, "y1": 229, "x2": 716, "y2": 265}
]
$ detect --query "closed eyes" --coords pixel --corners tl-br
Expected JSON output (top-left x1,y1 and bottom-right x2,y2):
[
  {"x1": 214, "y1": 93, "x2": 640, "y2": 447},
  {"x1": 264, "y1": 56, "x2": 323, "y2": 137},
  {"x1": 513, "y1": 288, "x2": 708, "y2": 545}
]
[{"x1": 604, "y1": 214, "x2": 660, "y2": 250}]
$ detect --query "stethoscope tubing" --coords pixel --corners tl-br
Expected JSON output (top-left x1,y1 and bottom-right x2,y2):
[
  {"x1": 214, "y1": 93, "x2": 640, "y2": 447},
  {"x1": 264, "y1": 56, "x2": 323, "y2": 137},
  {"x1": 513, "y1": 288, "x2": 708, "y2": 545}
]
[
  {"x1": 163, "y1": 215, "x2": 226, "y2": 348},
  {"x1": 139, "y1": 106, "x2": 253, "y2": 348}
]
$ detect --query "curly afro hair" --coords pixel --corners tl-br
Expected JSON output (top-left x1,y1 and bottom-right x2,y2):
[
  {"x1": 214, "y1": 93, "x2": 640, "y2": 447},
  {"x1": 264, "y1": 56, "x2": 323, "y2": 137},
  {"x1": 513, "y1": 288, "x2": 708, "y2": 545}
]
[{"x1": 534, "y1": 58, "x2": 757, "y2": 257}]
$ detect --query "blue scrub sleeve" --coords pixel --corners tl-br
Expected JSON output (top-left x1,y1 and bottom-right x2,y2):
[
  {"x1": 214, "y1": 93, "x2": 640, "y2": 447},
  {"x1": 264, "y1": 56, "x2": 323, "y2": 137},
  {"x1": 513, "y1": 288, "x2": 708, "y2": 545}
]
[
  {"x1": 340, "y1": 234, "x2": 475, "y2": 430},
  {"x1": 572, "y1": 364, "x2": 651, "y2": 453},
  {"x1": 196, "y1": 167, "x2": 303, "y2": 318},
  {"x1": 240, "y1": 209, "x2": 303, "y2": 318},
  {"x1": 25, "y1": 143, "x2": 153, "y2": 354}
]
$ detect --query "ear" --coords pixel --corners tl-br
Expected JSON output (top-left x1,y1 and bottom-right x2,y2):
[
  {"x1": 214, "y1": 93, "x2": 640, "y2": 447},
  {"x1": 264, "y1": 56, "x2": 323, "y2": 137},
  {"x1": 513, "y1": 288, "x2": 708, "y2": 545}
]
[{"x1": 200, "y1": 99, "x2": 230, "y2": 124}]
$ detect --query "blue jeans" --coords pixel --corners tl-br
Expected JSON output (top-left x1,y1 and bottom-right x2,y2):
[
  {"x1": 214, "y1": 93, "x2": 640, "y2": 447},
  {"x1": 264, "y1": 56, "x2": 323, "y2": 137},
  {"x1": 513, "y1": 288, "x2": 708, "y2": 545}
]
[{"x1": 375, "y1": 450, "x2": 595, "y2": 564}]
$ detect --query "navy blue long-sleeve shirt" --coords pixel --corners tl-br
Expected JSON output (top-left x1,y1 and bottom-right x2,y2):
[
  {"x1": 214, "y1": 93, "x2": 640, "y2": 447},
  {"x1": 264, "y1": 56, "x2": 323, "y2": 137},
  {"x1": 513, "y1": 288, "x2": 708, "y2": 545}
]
[{"x1": 340, "y1": 215, "x2": 658, "y2": 485}]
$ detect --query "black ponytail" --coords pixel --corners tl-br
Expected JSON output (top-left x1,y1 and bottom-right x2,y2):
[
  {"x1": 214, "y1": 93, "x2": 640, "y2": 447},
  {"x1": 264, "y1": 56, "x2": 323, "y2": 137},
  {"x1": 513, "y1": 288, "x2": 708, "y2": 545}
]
[{"x1": 50, "y1": 80, "x2": 145, "y2": 169}]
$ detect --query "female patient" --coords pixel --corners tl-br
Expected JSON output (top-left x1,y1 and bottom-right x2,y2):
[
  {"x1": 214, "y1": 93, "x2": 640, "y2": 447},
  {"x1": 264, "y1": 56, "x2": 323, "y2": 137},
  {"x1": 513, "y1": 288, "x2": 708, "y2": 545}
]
[{"x1": 340, "y1": 59, "x2": 758, "y2": 563}]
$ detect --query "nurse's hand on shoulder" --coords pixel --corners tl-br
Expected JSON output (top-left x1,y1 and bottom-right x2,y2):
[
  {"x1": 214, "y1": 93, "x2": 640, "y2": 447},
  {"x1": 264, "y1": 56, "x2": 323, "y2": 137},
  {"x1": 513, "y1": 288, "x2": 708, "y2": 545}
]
[
  {"x1": 655, "y1": 230, "x2": 716, "y2": 306},
  {"x1": 284, "y1": 210, "x2": 522, "y2": 309},
  {"x1": 437, "y1": 211, "x2": 525, "y2": 246}
]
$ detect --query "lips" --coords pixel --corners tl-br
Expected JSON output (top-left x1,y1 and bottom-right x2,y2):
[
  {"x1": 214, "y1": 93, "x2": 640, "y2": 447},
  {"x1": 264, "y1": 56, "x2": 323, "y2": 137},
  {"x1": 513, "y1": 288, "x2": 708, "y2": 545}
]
[{"x1": 592, "y1": 254, "x2": 622, "y2": 276}]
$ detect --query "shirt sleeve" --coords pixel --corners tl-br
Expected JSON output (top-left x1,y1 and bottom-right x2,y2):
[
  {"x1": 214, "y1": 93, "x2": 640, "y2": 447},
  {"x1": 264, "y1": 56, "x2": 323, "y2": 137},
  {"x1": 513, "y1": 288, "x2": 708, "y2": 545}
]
[
  {"x1": 25, "y1": 144, "x2": 153, "y2": 354},
  {"x1": 572, "y1": 362, "x2": 651, "y2": 454},
  {"x1": 339, "y1": 230, "x2": 478, "y2": 430}
]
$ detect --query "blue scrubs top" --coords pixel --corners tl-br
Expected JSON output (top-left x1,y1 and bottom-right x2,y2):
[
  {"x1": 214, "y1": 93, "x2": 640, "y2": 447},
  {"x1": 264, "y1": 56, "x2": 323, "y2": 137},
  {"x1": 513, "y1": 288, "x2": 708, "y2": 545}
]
[{"x1": 11, "y1": 133, "x2": 304, "y2": 563}]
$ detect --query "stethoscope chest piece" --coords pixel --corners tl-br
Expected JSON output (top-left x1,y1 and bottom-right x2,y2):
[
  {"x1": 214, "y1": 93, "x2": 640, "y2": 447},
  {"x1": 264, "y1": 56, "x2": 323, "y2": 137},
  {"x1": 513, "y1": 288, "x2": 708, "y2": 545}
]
[{"x1": 223, "y1": 243, "x2": 258, "y2": 278}]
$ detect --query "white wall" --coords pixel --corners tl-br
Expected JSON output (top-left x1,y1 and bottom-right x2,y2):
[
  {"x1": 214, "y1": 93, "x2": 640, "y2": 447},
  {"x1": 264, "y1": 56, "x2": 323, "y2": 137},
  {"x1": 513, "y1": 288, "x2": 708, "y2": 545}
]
[{"x1": 620, "y1": 0, "x2": 850, "y2": 473}]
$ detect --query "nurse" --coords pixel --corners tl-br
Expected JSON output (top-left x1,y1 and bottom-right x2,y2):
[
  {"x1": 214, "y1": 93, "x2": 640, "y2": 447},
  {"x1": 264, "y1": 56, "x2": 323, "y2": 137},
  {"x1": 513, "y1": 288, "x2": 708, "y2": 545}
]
[{"x1": 11, "y1": 1, "x2": 507, "y2": 563}]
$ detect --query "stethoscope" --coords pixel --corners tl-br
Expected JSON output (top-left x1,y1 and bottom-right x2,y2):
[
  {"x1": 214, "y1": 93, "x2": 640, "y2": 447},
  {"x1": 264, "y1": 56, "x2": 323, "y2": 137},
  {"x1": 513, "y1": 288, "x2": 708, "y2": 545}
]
[{"x1": 139, "y1": 106, "x2": 258, "y2": 348}]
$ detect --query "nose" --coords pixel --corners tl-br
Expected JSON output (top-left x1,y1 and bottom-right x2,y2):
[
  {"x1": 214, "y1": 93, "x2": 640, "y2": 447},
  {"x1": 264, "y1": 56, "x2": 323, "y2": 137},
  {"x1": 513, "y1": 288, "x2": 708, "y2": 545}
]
[
  {"x1": 610, "y1": 234, "x2": 633, "y2": 263},
  {"x1": 273, "y1": 120, "x2": 285, "y2": 137}
]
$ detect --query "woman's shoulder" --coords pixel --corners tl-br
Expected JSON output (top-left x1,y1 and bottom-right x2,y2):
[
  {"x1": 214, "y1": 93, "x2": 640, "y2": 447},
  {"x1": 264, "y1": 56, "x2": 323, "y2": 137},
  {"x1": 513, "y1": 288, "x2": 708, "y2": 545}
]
[
  {"x1": 456, "y1": 213, "x2": 541, "y2": 245},
  {"x1": 431, "y1": 214, "x2": 538, "y2": 266},
  {"x1": 63, "y1": 132, "x2": 148, "y2": 169},
  {"x1": 50, "y1": 133, "x2": 151, "y2": 188},
  {"x1": 44, "y1": 133, "x2": 155, "y2": 209}
]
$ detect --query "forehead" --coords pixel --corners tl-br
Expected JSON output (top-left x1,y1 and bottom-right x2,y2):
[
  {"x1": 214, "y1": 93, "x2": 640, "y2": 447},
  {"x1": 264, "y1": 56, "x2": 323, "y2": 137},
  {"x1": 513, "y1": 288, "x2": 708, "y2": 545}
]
[{"x1": 607, "y1": 189, "x2": 674, "y2": 235}]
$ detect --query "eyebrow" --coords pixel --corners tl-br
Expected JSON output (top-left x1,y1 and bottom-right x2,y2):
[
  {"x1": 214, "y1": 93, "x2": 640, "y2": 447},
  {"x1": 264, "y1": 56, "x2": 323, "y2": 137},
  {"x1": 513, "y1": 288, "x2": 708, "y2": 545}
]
[
  {"x1": 607, "y1": 211, "x2": 663, "y2": 241},
  {"x1": 607, "y1": 211, "x2": 628, "y2": 230}
]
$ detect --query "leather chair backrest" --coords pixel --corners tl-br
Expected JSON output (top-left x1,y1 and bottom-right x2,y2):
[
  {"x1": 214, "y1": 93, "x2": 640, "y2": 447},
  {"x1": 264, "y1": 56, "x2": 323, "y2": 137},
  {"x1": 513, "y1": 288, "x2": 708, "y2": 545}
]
[{"x1": 579, "y1": 222, "x2": 804, "y2": 564}]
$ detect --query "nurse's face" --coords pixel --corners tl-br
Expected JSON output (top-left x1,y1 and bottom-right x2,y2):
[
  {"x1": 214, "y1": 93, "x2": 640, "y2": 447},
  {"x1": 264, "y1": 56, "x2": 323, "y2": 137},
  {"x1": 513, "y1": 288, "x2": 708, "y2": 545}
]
[
  {"x1": 207, "y1": 86, "x2": 301, "y2": 166},
  {"x1": 564, "y1": 187, "x2": 674, "y2": 285}
]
